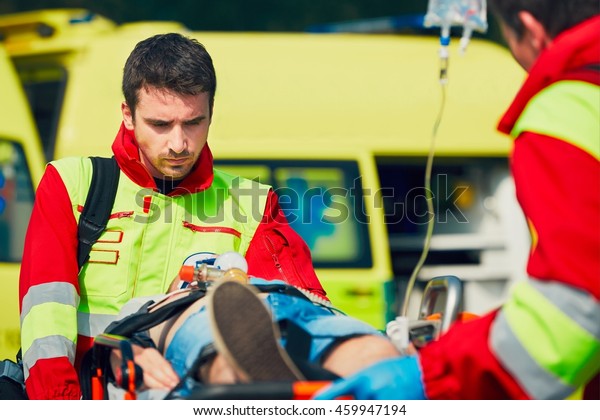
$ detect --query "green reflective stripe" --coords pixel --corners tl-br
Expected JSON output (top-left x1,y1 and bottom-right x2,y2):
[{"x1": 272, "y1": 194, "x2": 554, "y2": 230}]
[
  {"x1": 512, "y1": 81, "x2": 600, "y2": 160},
  {"x1": 530, "y1": 279, "x2": 600, "y2": 339},
  {"x1": 491, "y1": 311, "x2": 576, "y2": 399},
  {"x1": 503, "y1": 281, "x2": 600, "y2": 386},
  {"x1": 21, "y1": 302, "x2": 77, "y2": 354},
  {"x1": 21, "y1": 335, "x2": 76, "y2": 379},
  {"x1": 20, "y1": 282, "x2": 78, "y2": 322}
]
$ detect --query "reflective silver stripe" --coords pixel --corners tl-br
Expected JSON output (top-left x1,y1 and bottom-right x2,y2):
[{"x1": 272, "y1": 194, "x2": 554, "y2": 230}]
[
  {"x1": 21, "y1": 335, "x2": 76, "y2": 380},
  {"x1": 491, "y1": 311, "x2": 576, "y2": 399},
  {"x1": 491, "y1": 278, "x2": 600, "y2": 398},
  {"x1": 77, "y1": 311, "x2": 119, "y2": 338},
  {"x1": 20, "y1": 282, "x2": 79, "y2": 322},
  {"x1": 529, "y1": 279, "x2": 600, "y2": 338}
]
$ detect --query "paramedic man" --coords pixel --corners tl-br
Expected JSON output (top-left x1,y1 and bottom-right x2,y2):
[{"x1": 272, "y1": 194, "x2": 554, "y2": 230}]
[
  {"x1": 19, "y1": 33, "x2": 326, "y2": 400},
  {"x1": 317, "y1": 0, "x2": 600, "y2": 400}
]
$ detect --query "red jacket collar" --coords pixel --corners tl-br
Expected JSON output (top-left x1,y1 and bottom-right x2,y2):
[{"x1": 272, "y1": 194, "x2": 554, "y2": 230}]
[
  {"x1": 498, "y1": 15, "x2": 600, "y2": 135},
  {"x1": 111, "y1": 122, "x2": 214, "y2": 195}
]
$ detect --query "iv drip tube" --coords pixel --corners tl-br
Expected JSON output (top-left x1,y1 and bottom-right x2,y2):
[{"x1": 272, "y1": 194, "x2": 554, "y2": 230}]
[{"x1": 400, "y1": 38, "x2": 449, "y2": 318}]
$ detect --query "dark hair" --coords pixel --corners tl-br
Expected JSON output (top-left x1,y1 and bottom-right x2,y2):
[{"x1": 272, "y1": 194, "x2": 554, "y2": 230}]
[
  {"x1": 489, "y1": 0, "x2": 599, "y2": 39},
  {"x1": 122, "y1": 33, "x2": 217, "y2": 118}
]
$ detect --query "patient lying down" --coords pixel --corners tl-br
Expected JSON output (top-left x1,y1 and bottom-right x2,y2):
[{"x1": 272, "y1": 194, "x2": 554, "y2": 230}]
[{"x1": 106, "y1": 275, "x2": 400, "y2": 399}]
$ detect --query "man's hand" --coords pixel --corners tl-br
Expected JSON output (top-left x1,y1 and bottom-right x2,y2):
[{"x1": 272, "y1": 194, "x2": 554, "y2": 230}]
[
  {"x1": 314, "y1": 355, "x2": 426, "y2": 400},
  {"x1": 110, "y1": 345, "x2": 180, "y2": 390}
]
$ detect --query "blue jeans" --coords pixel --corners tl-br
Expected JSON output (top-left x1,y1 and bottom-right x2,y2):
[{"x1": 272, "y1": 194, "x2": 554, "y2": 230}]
[{"x1": 165, "y1": 278, "x2": 382, "y2": 396}]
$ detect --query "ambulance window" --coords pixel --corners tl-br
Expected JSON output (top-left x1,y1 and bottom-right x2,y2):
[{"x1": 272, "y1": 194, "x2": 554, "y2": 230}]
[
  {"x1": 216, "y1": 159, "x2": 372, "y2": 269},
  {"x1": 17, "y1": 65, "x2": 67, "y2": 162},
  {"x1": 0, "y1": 139, "x2": 35, "y2": 262}
]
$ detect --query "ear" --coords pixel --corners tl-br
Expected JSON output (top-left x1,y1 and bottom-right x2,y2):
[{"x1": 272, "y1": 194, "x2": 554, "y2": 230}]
[
  {"x1": 519, "y1": 11, "x2": 553, "y2": 52},
  {"x1": 121, "y1": 101, "x2": 135, "y2": 130}
]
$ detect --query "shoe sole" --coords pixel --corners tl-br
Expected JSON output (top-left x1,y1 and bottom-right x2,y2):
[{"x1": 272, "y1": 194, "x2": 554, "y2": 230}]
[{"x1": 208, "y1": 280, "x2": 304, "y2": 382}]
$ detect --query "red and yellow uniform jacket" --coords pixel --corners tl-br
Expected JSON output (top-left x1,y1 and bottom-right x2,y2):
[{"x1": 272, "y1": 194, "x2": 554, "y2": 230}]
[
  {"x1": 19, "y1": 123, "x2": 326, "y2": 399},
  {"x1": 419, "y1": 15, "x2": 600, "y2": 399}
]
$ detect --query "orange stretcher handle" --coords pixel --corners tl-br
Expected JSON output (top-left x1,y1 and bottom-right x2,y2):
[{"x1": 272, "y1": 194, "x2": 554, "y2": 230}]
[
  {"x1": 292, "y1": 381, "x2": 353, "y2": 400},
  {"x1": 91, "y1": 368, "x2": 104, "y2": 400},
  {"x1": 425, "y1": 312, "x2": 480, "y2": 322}
]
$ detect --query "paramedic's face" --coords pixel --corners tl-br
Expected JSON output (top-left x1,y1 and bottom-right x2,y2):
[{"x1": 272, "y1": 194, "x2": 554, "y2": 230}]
[{"x1": 122, "y1": 86, "x2": 212, "y2": 180}]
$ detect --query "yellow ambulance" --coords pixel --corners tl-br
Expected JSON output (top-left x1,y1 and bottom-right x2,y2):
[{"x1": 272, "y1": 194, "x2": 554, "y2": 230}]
[{"x1": 0, "y1": 42, "x2": 45, "y2": 359}]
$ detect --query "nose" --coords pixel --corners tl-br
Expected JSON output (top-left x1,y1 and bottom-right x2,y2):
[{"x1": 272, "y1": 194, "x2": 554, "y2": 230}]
[{"x1": 169, "y1": 125, "x2": 187, "y2": 154}]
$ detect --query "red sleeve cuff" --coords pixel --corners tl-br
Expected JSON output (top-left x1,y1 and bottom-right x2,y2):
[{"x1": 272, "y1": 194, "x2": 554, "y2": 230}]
[{"x1": 419, "y1": 311, "x2": 527, "y2": 399}]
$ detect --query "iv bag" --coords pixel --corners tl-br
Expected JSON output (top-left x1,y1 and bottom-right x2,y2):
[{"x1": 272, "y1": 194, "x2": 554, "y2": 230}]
[{"x1": 424, "y1": 0, "x2": 488, "y2": 34}]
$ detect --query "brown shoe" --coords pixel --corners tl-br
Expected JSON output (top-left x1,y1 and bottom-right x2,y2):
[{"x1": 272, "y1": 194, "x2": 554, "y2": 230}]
[{"x1": 208, "y1": 280, "x2": 304, "y2": 382}]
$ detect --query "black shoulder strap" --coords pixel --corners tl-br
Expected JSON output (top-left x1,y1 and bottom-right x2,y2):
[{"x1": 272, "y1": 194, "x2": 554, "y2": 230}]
[
  {"x1": 105, "y1": 289, "x2": 210, "y2": 337},
  {"x1": 103, "y1": 283, "x2": 309, "y2": 338},
  {"x1": 77, "y1": 156, "x2": 120, "y2": 270}
]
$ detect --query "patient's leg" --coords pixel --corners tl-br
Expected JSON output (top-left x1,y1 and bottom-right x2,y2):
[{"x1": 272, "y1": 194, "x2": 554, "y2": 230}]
[
  {"x1": 203, "y1": 281, "x2": 401, "y2": 383},
  {"x1": 321, "y1": 335, "x2": 401, "y2": 377},
  {"x1": 202, "y1": 333, "x2": 401, "y2": 384},
  {"x1": 148, "y1": 285, "x2": 401, "y2": 386}
]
